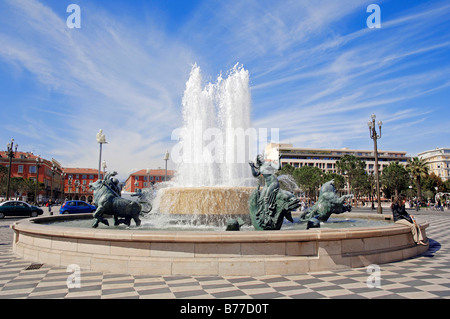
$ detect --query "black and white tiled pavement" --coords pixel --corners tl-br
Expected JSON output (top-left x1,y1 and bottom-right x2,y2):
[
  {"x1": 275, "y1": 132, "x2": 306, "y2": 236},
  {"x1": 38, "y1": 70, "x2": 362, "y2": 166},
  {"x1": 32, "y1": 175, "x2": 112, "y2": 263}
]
[{"x1": 1, "y1": 210, "x2": 450, "y2": 299}]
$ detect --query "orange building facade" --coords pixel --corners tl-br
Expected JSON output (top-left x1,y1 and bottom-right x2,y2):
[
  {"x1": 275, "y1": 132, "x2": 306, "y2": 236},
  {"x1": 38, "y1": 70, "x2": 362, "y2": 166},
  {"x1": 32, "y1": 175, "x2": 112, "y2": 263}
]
[
  {"x1": 62, "y1": 168, "x2": 101, "y2": 203},
  {"x1": 0, "y1": 151, "x2": 63, "y2": 203},
  {"x1": 123, "y1": 169, "x2": 175, "y2": 193}
]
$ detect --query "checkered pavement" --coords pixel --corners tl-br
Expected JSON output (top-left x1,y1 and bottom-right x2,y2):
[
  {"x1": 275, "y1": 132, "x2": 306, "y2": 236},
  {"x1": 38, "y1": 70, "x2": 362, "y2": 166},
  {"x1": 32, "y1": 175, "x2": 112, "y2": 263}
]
[{"x1": 1, "y1": 211, "x2": 450, "y2": 299}]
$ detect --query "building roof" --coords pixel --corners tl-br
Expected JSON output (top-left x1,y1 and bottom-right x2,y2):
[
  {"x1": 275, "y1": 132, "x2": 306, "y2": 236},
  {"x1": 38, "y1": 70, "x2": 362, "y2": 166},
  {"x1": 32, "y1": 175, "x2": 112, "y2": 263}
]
[
  {"x1": 0, "y1": 151, "x2": 45, "y2": 160},
  {"x1": 418, "y1": 148, "x2": 450, "y2": 157},
  {"x1": 267, "y1": 143, "x2": 407, "y2": 155},
  {"x1": 0, "y1": 151, "x2": 62, "y2": 168},
  {"x1": 124, "y1": 169, "x2": 176, "y2": 184},
  {"x1": 63, "y1": 168, "x2": 99, "y2": 175},
  {"x1": 130, "y1": 169, "x2": 175, "y2": 176}
]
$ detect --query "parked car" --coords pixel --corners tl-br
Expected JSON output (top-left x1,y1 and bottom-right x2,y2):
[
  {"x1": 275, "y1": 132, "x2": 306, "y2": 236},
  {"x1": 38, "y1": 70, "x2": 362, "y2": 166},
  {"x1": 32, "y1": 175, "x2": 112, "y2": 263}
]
[
  {"x1": 0, "y1": 201, "x2": 44, "y2": 219},
  {"x1": 60, "y1": 200, "x2": 96, "y2": 214}
]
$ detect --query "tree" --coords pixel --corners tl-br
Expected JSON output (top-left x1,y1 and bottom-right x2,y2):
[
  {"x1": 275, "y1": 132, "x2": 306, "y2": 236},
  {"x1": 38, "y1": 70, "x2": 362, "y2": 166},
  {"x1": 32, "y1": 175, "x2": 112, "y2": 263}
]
[
  {"x1": 335, "y1": 155, "x2": 367, "y2": 205},
  {"x1": 381, "y1": 162, "x2": 409, "y2": 197},
  {"x1": 422, "y1": 173, "x2": 443, "y2": 194},
  {"x1": 406, "y1": 157, "x2": 429, "y2": 202},
  {"x1": 293, "y1": 166, "x2": 323, "y2": 203},
  {"x1": 0, "y1": 165, "x2": 8, "y2": 197},
  {"x1": 444, "y1": 179, "x2": 450, "y2": 193},
  {"x1": 277, "y1": 163, "x2": 295, "y2": 177},
  {"x1": 322, "y1": 172, "x2": 345, "y2": 194}
]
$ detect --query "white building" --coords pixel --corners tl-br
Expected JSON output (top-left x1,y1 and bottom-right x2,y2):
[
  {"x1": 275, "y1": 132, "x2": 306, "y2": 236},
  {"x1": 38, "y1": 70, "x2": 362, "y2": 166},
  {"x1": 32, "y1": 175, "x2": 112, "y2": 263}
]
[
  {"x1": 418, "y1": 148, "x2": 450, "y2": 181},
  {"x1": 266, "y1": 143, "x2": 409, "y2": 174}
]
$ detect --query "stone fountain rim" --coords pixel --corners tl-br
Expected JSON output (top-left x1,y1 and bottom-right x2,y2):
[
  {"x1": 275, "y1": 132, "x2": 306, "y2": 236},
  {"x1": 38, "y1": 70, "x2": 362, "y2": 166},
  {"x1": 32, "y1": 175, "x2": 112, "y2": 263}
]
[{"x1": 11, "y1": 213, "x2": 429, "y2": 244}]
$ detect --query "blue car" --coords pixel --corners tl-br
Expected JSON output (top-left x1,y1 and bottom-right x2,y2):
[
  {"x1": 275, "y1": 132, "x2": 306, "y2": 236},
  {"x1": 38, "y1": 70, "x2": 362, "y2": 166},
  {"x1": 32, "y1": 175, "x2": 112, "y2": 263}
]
[{"x1": 60, "y1": 200, "x2": 96, "y2": 214}]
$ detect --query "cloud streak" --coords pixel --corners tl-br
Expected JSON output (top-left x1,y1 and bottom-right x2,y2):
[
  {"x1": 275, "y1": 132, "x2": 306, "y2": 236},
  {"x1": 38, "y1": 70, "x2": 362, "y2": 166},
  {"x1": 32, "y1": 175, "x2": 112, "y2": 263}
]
[{"x1": 0, "y1": 0, "x2": 449, "y2": 180}]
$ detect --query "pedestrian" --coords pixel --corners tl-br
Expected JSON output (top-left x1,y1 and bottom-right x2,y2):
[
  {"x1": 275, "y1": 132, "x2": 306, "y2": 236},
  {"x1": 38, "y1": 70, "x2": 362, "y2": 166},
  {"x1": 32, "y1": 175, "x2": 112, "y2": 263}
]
[
  {"x1": 391, "y1": 195, "x2": 426, "y2": 246},
  {"x1": 48, "y1": 199, "x2": 53, "y2": 216}
]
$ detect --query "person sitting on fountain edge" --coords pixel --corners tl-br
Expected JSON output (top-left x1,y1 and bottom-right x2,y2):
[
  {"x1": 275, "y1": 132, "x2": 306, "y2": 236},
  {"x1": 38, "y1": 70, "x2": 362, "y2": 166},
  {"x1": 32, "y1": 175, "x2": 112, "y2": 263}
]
[{"x1": 391, "y1": 195, "x2": 427, "y2": 246}]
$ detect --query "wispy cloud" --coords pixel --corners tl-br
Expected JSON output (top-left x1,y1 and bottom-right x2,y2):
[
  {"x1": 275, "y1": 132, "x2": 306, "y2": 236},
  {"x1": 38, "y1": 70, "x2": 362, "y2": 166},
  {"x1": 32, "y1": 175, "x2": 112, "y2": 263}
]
[
  {"x1": 0, "y1": 0, "x2": 195, "y2": 179},
  {"x1": 0, "y1": 0, "x2": 449, "y2": 179}
]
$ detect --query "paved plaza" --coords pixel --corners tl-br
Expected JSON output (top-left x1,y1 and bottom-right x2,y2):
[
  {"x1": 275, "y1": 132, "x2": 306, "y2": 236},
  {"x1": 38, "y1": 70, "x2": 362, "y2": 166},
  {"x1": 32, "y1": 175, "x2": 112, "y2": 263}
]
[{"x1": 0, "y1": 208, "x2": 450, "y2": 299}]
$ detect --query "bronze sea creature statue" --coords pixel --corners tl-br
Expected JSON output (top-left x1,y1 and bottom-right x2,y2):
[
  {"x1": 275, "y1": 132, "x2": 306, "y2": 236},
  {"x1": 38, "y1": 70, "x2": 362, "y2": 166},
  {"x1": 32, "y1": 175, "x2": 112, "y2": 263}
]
[
  {"x1": 300, "y1": 179, "x2": 353, "y2": 228},
  {"x1": 89, "y1": 171, "x2": 143, "y2": 228},
  {"x1": 248, "y1": 154, "x2": 300, "y2": 230}
]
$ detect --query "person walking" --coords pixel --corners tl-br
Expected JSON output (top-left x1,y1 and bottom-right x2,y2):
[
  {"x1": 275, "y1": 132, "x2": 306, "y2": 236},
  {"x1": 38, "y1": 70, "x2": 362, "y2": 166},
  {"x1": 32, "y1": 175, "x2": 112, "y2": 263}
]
[
  {"x1": 392, "y1": 195, "x2": 426, "y2": 246},
  {"x1": 48, "y1": 199, "x2": 53, "y2": 216}
]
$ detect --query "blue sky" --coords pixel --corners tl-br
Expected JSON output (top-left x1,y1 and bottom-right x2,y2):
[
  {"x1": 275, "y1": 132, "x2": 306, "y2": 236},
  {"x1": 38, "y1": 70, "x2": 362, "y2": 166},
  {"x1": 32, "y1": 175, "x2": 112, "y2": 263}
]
[{"x1": 0, "y1": 0, "x2": 449, "y2": 179}]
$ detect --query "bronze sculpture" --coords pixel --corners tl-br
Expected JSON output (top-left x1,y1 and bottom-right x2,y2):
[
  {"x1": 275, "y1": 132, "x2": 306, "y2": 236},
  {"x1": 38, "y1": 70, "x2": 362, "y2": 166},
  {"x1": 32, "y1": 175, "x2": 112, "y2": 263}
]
[
  {"x1": 89, "y1": 171, "x2": 143, "y2": 228},
  {"x1": 300, "y1": 179, "x2": 353, "y2": 228},
  {"x1": 248, "y1": 154, "x2": 300, "y2": 230}
]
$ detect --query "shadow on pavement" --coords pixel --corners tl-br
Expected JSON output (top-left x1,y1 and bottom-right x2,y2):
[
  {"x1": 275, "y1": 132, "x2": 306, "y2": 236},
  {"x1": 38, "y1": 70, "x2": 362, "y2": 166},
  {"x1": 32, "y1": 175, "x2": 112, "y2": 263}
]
[{"x1": 421, "y1": 238, "x2": 441, "y2": 258}]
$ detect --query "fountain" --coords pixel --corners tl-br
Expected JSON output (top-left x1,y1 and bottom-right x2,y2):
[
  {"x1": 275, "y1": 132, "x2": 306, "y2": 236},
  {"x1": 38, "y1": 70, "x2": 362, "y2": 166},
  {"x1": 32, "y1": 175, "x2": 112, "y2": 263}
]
[
  {"x1": 154, "y1": 64, "x2": 256, "y2": 222},
  {"x1": 11, "y1": 64, "x2": 429, "y2": 276}
]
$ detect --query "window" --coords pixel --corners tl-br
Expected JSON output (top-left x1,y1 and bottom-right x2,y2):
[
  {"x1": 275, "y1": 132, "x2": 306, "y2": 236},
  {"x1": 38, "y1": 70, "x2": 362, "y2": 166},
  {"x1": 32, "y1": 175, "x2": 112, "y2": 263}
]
[
  {"x1": 18, "y1": 165, "x2": 24, "y2": 173},
  {"x1": 29, "y1": 166, "x2": 37, "y2": 174},
  {"x1": 82, "y1": 175, "x2": 87, "y2": 179}
]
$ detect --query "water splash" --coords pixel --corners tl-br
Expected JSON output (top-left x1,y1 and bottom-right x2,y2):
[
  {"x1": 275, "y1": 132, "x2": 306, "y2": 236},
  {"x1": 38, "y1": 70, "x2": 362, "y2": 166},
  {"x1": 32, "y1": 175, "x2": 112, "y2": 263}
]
[{"x1": 173, "y1": 63, "x2": 254, "y2": 187}]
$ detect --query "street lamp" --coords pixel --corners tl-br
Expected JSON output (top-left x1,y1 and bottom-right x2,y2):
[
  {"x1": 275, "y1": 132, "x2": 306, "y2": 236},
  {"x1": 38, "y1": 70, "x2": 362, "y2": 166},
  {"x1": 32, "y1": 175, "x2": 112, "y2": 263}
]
[
  {"x1": 164, "y1": 150, "x2": 170, "y2": 182},
  {"x1": 368, "y1": 114, "x2": 383, "y2": 214},
  {"x1": 102, "y1": 160, "x2": 107, "y2": 175},
  {"x1": 34, "y1": 156, "x2": 43, "y2": 205},
  {"x1": 50, "y1": 163, "x2": 57, "y2": 214},
  {"x1": 61, "y1": 172, "x2": 66, "y2": 202},
  {"x1": 68, "y1": 175, "x2": 73, "y2": 200},
  {"x1": 146, "y1": 168, "x2": 151, "y2": 189},
  {"x1": 96, "y1": 130, "x2": 107, "y2": 181},
  {"x1": 74, "y1": 180, "x2": 80, "y2": 200},
  {"x1": 5, "y1": 139, "x2": 18, "y2": 200}
]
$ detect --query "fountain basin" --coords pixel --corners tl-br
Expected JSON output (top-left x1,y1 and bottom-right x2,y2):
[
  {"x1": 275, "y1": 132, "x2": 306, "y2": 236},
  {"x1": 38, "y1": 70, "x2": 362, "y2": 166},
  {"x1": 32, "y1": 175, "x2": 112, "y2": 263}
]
[
  {"x1": 11, "y1": 213, "x2": 429, "y2": 276},
  {"x1": 157, "y1": 186, "x2": 255, "y2": 215}
]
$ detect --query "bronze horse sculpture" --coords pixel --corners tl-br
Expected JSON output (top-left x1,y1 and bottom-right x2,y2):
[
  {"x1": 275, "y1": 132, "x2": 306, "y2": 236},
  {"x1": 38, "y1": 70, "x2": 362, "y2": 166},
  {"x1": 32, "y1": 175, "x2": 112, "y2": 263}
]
[{"x1": 89, "y1": 171, "x2": 143, "y2": 228}]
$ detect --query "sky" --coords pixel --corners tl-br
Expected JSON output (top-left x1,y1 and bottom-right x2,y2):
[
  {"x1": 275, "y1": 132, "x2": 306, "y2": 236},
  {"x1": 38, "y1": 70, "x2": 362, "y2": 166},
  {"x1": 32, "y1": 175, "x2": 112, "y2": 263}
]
[{"x1": 0, "y1": 0, "x2": 449, "y2": 180}]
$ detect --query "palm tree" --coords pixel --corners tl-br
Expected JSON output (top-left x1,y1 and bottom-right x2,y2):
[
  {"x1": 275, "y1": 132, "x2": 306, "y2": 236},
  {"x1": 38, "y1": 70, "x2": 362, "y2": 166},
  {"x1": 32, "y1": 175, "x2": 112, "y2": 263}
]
[{"x1": 406, "y1": 157, "x2": 429, "y2": 202}]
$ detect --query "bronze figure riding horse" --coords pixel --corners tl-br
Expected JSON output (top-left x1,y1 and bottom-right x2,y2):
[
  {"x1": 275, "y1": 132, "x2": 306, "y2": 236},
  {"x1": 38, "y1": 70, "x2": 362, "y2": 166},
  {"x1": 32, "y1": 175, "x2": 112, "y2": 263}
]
[{"x1": 89, "y1": 171, "x2": 143, "y2": 228}]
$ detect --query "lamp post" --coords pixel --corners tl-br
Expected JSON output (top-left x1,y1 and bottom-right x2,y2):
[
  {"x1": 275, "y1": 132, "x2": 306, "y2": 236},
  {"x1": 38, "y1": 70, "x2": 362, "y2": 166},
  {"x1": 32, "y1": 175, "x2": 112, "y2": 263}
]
[
  {"x1": 102, "y1": 160, "x2": 107, "y2": 176},
  {"x1": 5, "y1": 139, "x2": 18, "y2": 201},
  {"x1": 368, "y1": 114, "x2": 383, "y2": 214},
  {"x1": 61, "y1": 172, "x2": 66, "y2": 202},
  {"x1": 96, "y1": 130, "x2": 107, "y2": 181},
  {"x1": 164, "y1": 150, "x2": 170, "y2": 182},
  {"x1": 34, "y1": 156, "x2": 43, "y2": 205},
  {"x1": 50, "y1": 164, "x2": 57, "y2": 214},
  {"x1": 68, "y1": 175, "x2": 73, "y2": 200},
  {"x1": 74, "y1": 180, "x2": 80, "y2": 200}
]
